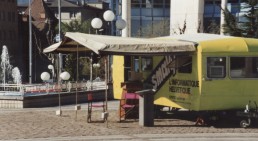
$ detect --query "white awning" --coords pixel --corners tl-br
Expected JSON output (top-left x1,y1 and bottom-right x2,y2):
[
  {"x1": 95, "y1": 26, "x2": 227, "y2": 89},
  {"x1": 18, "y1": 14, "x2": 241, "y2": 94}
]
[
  {"x1": 43, "y1": 42, "x2": 62, "y2": 53},
  {"x1": 43, "y1": 32, "x2": 196, "y2": 55}
]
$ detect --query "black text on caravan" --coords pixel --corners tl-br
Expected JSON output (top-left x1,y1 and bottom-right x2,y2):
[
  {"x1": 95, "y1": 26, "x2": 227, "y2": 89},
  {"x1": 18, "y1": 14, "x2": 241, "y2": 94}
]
[
  {"x1": 169, "y1": 79, "x2": 199, "y2": 87},
  {"x1": 151, "y1": 56, "x2": 176, "y2": 90}
]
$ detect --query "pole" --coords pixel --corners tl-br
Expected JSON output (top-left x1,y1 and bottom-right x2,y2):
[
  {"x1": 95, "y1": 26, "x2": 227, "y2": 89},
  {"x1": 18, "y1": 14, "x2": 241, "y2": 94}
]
[
  {"x1": 90, "y1": 53, "x2": 93, "y2": 90},
  {"x1": 59, "y1": 53, "x2": 62, "y2": 83},
  {"x1": 29, "y1": 0, "x2": 32, "y2": 84},
  {"x1": 58, "y1": 0, "x2": 61, "y2": 40},
  {"x1": 58, "y1": 0, "x2": 63, "y2": 81},
  {"x1": 75, "y1": 44, "x2": 79, "y2": 120},
  {"x1": 59, "y1": 89, "x2": 61, "y2": 116}
]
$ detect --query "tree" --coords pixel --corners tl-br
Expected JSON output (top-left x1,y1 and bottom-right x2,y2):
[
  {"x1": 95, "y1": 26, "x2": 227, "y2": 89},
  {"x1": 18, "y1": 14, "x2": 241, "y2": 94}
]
[
  {"x1": 241, "y1": 0, "x2": 258, "y2": 37},
  {"x1": 223, "y1": 0, "x2": 258, "y2": 37},
  {"x1": 222, "y1": 7, "x2": 244, "y2": 36},
  {"x1": 136, "y1": 19, "x2": 170, "y2": 37},
  {"x1": 60, "y1": 19, "x2": 103, "y2": 81},
  {"x1": 206, "y1": 20, "x2": 220, "y2": 34},
  {"x1": 59, "y1": 19, "x2": 94, "y2": 34}
]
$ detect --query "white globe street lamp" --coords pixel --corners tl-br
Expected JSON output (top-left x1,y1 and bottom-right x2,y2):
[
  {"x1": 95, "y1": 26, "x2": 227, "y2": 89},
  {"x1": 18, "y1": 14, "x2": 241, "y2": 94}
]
[
  {"x1": 41, "y1": 72, "x2": 50, "y2": 94},
  {"x1": 93, "y1": 63, "x2": 100, "y2": 68},
  {"x1": 116, "y1": 19, "x2": 126, "y2": 36},
  {"x1": 116, "y1": 19, "x2": 126, "y2": 30},
  {"x1": 103, "y1": 10, "x2": 115, "y2": 35},
  {"x1": 48, "y1": 64, "x2": 53, "y2": 70},
  {"x1": 91, "y1": 18, "x2": 103, "y2": 34},
  {"x1": 40, "y1": 72, "x2": 50, "y2": 81},
  {"x1": 48, "y1": 64, "x2": 54, "y2": 82},
  {"x1": 60, "y1": 71, "x2": 71, "y2": 81},
  {"x1": 56, "y1": 71, "x2": 70, "y2": 116},
  {"x1": 103, "y1": 10, "x2": 115, "y2": 22}
]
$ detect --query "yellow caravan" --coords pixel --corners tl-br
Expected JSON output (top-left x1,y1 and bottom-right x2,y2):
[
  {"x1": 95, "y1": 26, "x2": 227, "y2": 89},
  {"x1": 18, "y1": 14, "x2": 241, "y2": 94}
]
[
  {"x1": 43, "y1": 32, "x2": 258, "y2": 127},
  {"x1": 112, "y1": 34, "x2": 258, "y2": 112}
]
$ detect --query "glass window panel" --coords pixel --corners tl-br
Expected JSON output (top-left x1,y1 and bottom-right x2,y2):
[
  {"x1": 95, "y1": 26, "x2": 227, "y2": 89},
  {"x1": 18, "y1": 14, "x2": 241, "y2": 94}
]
[
  {"x1": 178, "y1": 56, "x2": 192, "y2": 73},
  {"x1": 141, "y1": 57, "x2": 153, "y2": 71},
  {"x1": 207, "y1": 57, "x2": 226, "y2": 78},
  {"x1": 134, "y1": 57, "x2": 139, "y2": 72},
  {"x1": 230, "y1": 57, "x2": 258, "y2": 78}
]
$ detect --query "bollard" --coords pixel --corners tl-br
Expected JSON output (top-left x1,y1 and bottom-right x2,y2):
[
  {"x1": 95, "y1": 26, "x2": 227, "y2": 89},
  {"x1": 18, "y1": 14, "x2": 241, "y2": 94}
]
[{"x1": 135, "y1": 89, "x2": 156, "y2": 127}]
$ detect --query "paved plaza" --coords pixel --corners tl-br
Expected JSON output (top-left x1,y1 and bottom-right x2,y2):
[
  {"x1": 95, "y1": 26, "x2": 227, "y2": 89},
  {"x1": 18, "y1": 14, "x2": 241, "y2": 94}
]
[{"x1": 0, "y1": 101, "x2": 258, "y2": 141}]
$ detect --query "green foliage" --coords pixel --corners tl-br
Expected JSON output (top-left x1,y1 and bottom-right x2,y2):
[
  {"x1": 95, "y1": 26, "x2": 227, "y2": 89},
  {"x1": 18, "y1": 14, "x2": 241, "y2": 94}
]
[
  {"x1": 60, "y1": 19, "x2": 95, "y2": 81},
  {"x1": 222, "y1": 8, "x2": 244, "y2": 36},
  {"x1": 241, "y1": 0, "x2": 258, "y2": 37},
  {"x1": 64, "y1": 54, "x2": 76, "y2": 81},
  {"x1": 206, "y1": 20, "x2": 220, "y2": 34},
  {"x1": 223, "y1": 0, "x2": 258, "y2": 37},
  {"x1": 56, "y1": 19, "x2": 94, "y2": 34},
  {"x1": 136, "y1": 19, "x2": 170, "y2": 37}
]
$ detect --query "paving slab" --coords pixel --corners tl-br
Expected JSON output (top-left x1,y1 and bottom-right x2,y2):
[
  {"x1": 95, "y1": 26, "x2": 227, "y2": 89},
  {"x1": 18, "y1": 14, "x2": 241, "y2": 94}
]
[{"x1": 0, "y1": 100, "x2": 258, "y2": 141}]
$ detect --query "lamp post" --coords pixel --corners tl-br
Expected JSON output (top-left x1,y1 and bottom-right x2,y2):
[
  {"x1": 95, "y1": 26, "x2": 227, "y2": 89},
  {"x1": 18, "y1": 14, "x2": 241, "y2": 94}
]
[
  {"x1": 48, "y1": 64, "x2": 54, "y2": 82},
  {"x1": 41, "y1": 72, "x2": 50, "y2": 93},
  {"x1": 103, "y1": 10, "x2": 115, "y2": 35},
  {"x1": 91, "y1": 18, "x2": 103, "y2": 34},
  {"x1": 103, "y1": 10, "x2": 115, "y2": 83},
  {"x1": 90, "y1": 10, "x2": 126, "y2": 127},
  {"x1": 56, "y1": 71, "x2": 70, "y2": 116},
  {"x1": 40, "y1": 72, "x2": 50, "y2": 81}
]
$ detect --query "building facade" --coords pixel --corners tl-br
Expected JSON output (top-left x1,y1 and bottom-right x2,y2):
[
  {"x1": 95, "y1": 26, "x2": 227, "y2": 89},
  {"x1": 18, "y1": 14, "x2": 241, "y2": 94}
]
[
  {"x1": 0, "y1": 0, "x2": 20, "y2": 69},
  {"x1": 170, "y1": 0, "x2": 241, "y2": 35},
  {"x1": 43, "y1": 0, "x2": 108, "y2": 24},
  {"x1": 111, "y1": 0, "x2": 241, "y2": 37},
  {"x1": 111, "y1": 0, "x2": 170, "y2": 37}
]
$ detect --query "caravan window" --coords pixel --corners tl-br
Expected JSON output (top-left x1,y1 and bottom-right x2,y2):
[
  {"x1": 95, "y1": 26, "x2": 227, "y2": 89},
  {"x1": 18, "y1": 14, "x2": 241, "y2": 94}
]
[
  {"x1": 230, "y1": 57, "x2": 258, "y2": 78},
  {"x1": 178, "y1": 56, "x2": 192, "y2": 73},
  {"x1": 207, "y1": 57, "x2": 226, "y2": 78},
  {"x1": 141, "y1": 57, "x2": 153, "y2": 71},
  {"x1": 134, "y1": 57, "x2": 140, "y2": 72}
]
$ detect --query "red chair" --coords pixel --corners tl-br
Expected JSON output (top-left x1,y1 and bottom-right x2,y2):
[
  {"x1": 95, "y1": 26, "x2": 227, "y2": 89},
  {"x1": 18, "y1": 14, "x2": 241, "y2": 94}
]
[
  {"x1": 87, "y1": 93, "x2": 105, "y2": 123},
  {"x1": 119, "y1": 93, "x2": 139, "y2": 122}
]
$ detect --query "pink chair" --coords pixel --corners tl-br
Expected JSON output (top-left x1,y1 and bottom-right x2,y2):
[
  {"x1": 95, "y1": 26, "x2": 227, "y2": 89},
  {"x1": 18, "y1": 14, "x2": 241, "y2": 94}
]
[
  {"x1": 87, "y1": 93, "x2": 105, "y2": 123},
  {"x1": 119, "y1": 93, "x2": 139, "y2": 121}
]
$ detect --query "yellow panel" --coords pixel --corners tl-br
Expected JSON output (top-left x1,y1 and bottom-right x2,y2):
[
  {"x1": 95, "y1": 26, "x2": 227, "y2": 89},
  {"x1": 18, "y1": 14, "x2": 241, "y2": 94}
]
[
  {"x1": 153, "y1": 55, "x2": 200, "y2": 110},
  {"x1": 112, "y1": 55, "x2": 124, "y2": 99},
  {"x1": 200, "y1": 38, "x2": 248, "y2": 52}
]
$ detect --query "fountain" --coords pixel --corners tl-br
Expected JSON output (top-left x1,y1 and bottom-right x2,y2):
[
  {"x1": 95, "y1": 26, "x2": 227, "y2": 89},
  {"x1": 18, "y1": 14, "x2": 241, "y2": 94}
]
[
  {"x1": 0, "y1": 45, "x2": 22, "y2": 84},
  {"x1": 12, "y1": 67, "x2": 22, "y2": 85},
  {"x1": 1, "y1": 45, "x2": 13, "y2": 84},
  {"x1": 0, "y1": 46, "x2": 107, "y2": 109}
]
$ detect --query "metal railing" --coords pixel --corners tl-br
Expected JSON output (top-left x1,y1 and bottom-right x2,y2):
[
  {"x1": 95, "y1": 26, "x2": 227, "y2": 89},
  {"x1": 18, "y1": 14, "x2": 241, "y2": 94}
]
[{"x1": 0, "y1": 81, "x2": 107, "y2": 96}]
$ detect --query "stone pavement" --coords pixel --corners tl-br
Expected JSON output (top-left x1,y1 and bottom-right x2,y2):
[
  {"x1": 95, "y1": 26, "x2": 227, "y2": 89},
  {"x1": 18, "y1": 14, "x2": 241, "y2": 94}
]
[
  {"x1": 0, "y1": 100, "x2": 258, "y2": 141},
  {"x1": 3, "y1": 133, "x2": 258, "y2": 141}
]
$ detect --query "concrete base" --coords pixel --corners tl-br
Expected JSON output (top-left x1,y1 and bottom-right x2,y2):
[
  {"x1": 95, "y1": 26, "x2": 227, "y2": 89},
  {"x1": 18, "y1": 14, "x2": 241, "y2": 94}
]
[
  {"x1": 56, "y1": 110, "x2": 62, "y2": 116},
  {"x1": 101, "y1": 112, "x2": 109, "y2": 119},
  {"x1": 0, "y1": 89, "x2": 113, "y2": 108},
  {"x1": 75, "y1": 105, "x2": 81, "y2": 110},
  {"x1": 0, "y1": 99, "x2": 23, "y2": 108}
]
